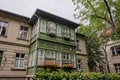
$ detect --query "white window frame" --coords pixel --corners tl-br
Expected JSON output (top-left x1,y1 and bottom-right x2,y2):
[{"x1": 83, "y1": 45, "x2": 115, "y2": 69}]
[
  {"x1": 46, "y1": 50, "x2": 55, "y2": 59},
  {"x1": 77, "y1": 59, "x2": 81, "y2": 71},
  {"x1": 114, "y1": 63, "x2": 120, "y2": 73},
  {"x1": 19, "y1": 26, "x2": 29, "y2": 40},
  {"x1": 56, "y1": 52, "x2": 62, "y2": 67},
  {"x1": 62, "y1": 53, "x2": 70, "y2": 63},
  {"x1": 14, "y1": 53, "x2": 25, "y2": 69},
  {"x1": 0, "y1": 21, "x2": 8, "y2": 36}
]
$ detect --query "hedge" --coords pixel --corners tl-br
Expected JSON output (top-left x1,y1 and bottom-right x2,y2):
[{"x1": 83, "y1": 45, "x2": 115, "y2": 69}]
[{"x1": 35, "y1": 69, "x2": 120, "y2": 80}]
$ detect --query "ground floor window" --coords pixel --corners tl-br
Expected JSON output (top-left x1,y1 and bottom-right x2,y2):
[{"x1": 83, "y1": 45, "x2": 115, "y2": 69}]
[
  {"x1": 0, "y1": 51, "x2": 3, "y2": 66},
  {"x1": 14, "y1": 53, "x2": 25, "y2": 69},
  {"x1": 114, "y1": 63, "x2": 120, "y2": 73},
  {"x1": 77, "y1": 59, "x2": 81, "y2": 71}
]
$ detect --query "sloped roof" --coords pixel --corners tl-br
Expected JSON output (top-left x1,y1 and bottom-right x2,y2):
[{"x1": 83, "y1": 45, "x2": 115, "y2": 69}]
[{"x1": 29, "y1": 9, "x2": 79, "y2": 28}]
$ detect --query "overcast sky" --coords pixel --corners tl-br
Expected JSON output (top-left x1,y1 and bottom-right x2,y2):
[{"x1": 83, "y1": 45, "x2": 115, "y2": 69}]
[{"x1": 0, "y1": 0, "x2": 79, "y2": 23}]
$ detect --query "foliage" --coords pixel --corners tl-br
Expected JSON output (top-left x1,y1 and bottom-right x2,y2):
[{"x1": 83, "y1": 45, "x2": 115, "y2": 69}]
[{"x1": 35, "y1": 69, "x2": 120, "y2": 80}]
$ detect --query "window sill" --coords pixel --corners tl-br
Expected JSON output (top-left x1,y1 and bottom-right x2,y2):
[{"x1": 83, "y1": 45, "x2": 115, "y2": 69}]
[
  {"x1": 11, "y1": 68, "x2": 26, "y2": 71},
  {"x1": 17, "y1": 38, "x2": 29, "y2": 41}
]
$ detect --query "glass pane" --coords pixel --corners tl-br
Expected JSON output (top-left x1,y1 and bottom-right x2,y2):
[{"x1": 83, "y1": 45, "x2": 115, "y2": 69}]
[
  {"x1": 57, "y1": 25, "x2": 61, "y2": 37},
  {"x1": 16, "y1": 53, "x2": 20, "y2": 57},
  {"x1": 40, "y1": 19, "x2": 46, "y2": 33},
  {"x1": 20, "y1": 59, "x2": 24, "y2": 68},
  {"x1": 21, "y1": 54, "x2": 25, "y2": 58}
]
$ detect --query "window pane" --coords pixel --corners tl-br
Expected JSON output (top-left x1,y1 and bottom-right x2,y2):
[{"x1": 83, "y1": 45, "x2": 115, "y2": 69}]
[
  {"x1": 19, "y1": 26, "x2": 28, "y2": 39},
  {"x1": 20, "y1": 59, "x2": 24, "y2": 68},
  {"x1": 14, "y1": 59, "x2": 19, "y2": 67},
  {"x1": 57, "y1": 25, "x2": 61, "y2": 37},
  {"x1": 16, "y1": 53, "x2": 20, "y2": 57},
  {"x1": 40, "y1": 19, "x2": 46, "y2": 33}
]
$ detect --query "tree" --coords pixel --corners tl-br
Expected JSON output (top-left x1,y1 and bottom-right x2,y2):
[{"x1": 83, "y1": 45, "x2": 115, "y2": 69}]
[{"x1": 73, "y1": 0, "x2": 120, "y2": 73}]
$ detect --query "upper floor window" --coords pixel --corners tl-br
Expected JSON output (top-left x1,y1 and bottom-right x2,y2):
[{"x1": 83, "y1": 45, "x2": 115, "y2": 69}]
[
  {"x1": 111, "y1": 45, "x2": 120, "y2": 55},
  {"x1": 19, "y1": 26, "x2": 28, "y2": 40},
  {"x1": 40, "y1": 19, "x2": 46, "y2": 33},
  {"x1": 114, "y1": 63, "x2": 120, "y2": 73},
  {"x1": 0, "y1": 21, "x2": 8, "y2": 36},
  {"x1": 31, "y1": 22, "x2": 38, "y2": 38},
  {"x1": 70, "y1": 29, "x2": 75, "y2": 40},
  {"x1": 47, "y1": 21, "x2": 56, "y2": 36},
  {"x1": 76, "y1": 40, "x2": 80, "y2": 50},
  {"x1": 14, "y1": 53, "x2": 25, "y2": 69},
  {"x1": 0, "y1": 51, "x2": 3, "y2": 67},
  {"x1": 62, "y1": 26, "x2": 69, "y2": 39},
  {"x1": 56, "y1": 24, "x2": 61, "y2": 37}
]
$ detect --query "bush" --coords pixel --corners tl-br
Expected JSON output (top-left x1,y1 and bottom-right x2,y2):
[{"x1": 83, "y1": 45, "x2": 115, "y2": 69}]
[{"x1": 35, "y1": 69, "x2": 120, "y2": 80}]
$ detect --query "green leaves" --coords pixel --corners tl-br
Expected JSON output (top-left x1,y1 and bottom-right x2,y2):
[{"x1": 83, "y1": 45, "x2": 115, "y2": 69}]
[{"x1": 35, "y1": 70, "x2": 120, "y2": 80}]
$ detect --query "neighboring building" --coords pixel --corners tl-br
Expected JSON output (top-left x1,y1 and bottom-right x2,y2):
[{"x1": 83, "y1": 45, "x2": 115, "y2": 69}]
[
  {"x1": 0, "y1": 10, "x2": 31, "y2": 80},
  {"x1": 0, "y1": 9, "x2": 89, "y2": 80},
  {"x1": 76, "y1": 33, "x2": 89, "y2": 72},
  {"x1": 105, "y1": 41, "x2": 120, "y2": 73}
]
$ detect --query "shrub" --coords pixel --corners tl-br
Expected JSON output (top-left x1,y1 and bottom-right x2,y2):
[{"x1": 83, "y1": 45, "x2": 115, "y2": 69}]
[{"x1": 35, "y1": 69, "x2": 120, "y2": 80}]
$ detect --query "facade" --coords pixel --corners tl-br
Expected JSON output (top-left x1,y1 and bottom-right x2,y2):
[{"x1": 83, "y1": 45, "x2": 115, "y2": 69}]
[
  {"x1": 76, "y1": 33, "x2": 89, "y2": 72},
  {"x1": 0, "y1": 10, "x2": 31, "y2": 80},
  {"x1": 0, "y1": 9, "x2": 89, "y2": 80},
  {"x1": 105, "y1": 41, "x2": 120, "y2": 73}
]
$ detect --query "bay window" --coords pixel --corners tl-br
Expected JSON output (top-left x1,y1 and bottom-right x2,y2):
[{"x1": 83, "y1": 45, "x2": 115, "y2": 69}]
[{"x1": 0, "y1": 21, "x2": 8, "y2": 36}]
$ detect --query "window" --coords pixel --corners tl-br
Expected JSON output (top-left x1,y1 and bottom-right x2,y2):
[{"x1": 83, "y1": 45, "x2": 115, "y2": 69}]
[
  {"x1": 40, "y1": 19, "x2": 46, "y2": 33},
  {"x1": 31, "y1": 22, "x2": 38, "y2": 38},
  {"x1": 99, "y1": 65, "x2": 104, "y2": 73},
  {"x1": 56, "y1": 24, "x2": 61, "y2": 37},
  {"x1": 19, "y1": 26, "x2": 28, "y2": 40},
  {"x1": 46, "y1": 50, "x2": 55, "y2": 59},
  {"x1": 77, "y1": 60, "x2": 81, "y2": 71},
  {"x1": 114, "y1": 63, "x2": 120, "y2": 73},
  {"x1": 70, "y1": 29, "x2": 74, "y2": 40},
  {"x1": 38, "y1": 49, "x2": 45, "y2": 66},
  {"x1": 62, "y1": 26, "x2": 69, "y2": 38},
  {"x1": 56, "y1": 52, "x2": 61, "y2": 67},
  {"x1": 62, "y1": 53, "x2": 70, "y2": 63},
  {"x1": 111, "y1": 45, "x2": 120, "y2": 55},
  {"x1": 47, "y1": 21, "x2": 56, "y2": 35},
  {"x1": 71, "y1": 54, "x2": 76, "y2": 68},
  {"x1": 14, "y1": 53, "x2": 25, "y2": 69},
  {"x1": 0, "y1": 21, "x2": 8, "y2": 36},
  {"x1": 76, "y1": 40, "x2": 80, "y2": 50},
  {"x1": 0, "y1": 51, "x2": 3, "y2": 66}
]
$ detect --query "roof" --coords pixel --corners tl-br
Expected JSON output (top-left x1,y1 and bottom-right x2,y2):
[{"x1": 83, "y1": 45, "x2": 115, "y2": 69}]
[
  {"x1": 29, "y1": 9, "x2": 79, "y2": 28},
  {"x1": 0, "y1": 9, "x2": 30, "y2": 21}
]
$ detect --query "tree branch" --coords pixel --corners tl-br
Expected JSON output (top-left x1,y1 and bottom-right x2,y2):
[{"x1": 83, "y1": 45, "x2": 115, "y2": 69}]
[{"x1": 103, "y1": 0, "x2": 115, "y2": 29}]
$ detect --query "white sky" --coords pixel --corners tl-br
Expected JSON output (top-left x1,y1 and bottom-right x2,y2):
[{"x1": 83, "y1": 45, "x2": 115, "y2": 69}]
[{"x1": 0, "y1": 0, "x2": 79, "y2": 23}]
